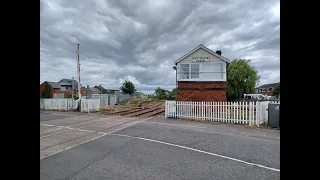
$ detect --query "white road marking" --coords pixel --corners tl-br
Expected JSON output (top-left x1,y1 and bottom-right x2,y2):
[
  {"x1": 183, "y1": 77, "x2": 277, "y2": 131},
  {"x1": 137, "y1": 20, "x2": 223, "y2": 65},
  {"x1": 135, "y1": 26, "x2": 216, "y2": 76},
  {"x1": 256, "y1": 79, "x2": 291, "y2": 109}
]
[
  {"x1": 49, "y1": 113, "x2": 77, "y2": 116},
  {"x1": 40, "y1": 117, "x2": 153, "y2": 160},
  {"x1": 143, "y1": 121, "x2": 208, "y2": 129},
  {"x1": 41, "y1": 124, "x2": 55, "y2": 127},
  {"x1": 111, "y1": 133, "x2": 280, "y2": 172},
  {"x1": 40, "y1": 119, "x2": 115, "y2": 139},
  {"x1": 77, "y1": 128, "x2": 95, "y2": 133},
  {"x1": 40, "y1": 120, "x2": 122, "y2": 138},
  {"x1": 40, "y1": 134, "x2": 107, "y2": 160},
  {"x1": 98, "y1": 132, "x2": 108, "y2": 135},
  {"x1": 40, "y1": 127, "x2": 65, "y2": 134}
]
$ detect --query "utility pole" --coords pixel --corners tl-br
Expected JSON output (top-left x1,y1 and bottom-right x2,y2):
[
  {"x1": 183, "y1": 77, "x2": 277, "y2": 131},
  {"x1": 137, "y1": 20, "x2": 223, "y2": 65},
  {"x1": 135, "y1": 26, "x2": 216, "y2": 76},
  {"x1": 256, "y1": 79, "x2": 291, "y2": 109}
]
[
  {"x1": 71, "y1": 77, "x2": 74, "y2": 108},
  {"x1": 77, "y1": 44, "x2": 81, "y2": 99}
]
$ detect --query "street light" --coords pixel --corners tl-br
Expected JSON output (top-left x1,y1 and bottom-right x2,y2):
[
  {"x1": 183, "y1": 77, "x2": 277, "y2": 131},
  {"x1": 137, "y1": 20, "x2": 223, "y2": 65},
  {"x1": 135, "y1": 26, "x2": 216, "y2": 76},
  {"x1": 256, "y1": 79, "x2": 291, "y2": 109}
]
[{"x1": 172, "y1": 66, "x2": 177, "y2": 89}]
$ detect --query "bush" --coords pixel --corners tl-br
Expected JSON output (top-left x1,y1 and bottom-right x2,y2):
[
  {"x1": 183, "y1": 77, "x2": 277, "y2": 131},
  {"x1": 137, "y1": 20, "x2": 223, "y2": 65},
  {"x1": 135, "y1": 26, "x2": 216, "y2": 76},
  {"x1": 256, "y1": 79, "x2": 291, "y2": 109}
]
[{"x1": 67, "y1": 93, "x2": 79, "y2": 100}]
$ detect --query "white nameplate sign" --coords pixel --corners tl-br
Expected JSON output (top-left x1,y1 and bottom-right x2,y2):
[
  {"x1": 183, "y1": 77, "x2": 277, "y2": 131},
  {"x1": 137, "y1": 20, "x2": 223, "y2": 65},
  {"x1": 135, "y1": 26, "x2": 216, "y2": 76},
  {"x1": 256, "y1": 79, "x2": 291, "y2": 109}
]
[{"x1": 192, "y1": 57, "x2": 210, "y2": 62}]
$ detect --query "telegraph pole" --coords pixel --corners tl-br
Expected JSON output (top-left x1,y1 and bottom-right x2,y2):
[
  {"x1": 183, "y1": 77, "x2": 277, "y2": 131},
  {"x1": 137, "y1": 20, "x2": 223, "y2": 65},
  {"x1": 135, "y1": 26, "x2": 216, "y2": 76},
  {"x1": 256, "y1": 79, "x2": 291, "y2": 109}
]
[
  {"x1": 77, "y1": 44, "x2": 81, "y2": 99},
  {"x1": 71, "y1": 77, "x2": 74, "y2": 108}
]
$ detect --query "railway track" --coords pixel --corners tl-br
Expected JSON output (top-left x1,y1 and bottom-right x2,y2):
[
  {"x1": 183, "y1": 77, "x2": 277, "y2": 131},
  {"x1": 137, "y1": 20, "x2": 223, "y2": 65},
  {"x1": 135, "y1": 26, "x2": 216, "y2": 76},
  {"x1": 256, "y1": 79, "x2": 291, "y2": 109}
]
[
  {"x1": 103, "y1": 102, "x2": 164, "y2": 117},
  {"x1": 139, "y1": 108, "x2": 165, "y2": 117},
  {"x1": 104, "y1": 107, "x2": 142, "y2": 115},
  {"x1": 125, "y1": 104, "x2": 164, "y2": 117}
]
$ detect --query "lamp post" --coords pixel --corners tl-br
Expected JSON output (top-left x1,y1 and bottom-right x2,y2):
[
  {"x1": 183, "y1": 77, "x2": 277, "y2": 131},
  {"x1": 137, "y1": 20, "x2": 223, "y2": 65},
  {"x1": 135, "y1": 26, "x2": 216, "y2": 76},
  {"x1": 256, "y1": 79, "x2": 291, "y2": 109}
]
[{"x1": 172, "y1": 66, "x2": 177, "y2": 89}]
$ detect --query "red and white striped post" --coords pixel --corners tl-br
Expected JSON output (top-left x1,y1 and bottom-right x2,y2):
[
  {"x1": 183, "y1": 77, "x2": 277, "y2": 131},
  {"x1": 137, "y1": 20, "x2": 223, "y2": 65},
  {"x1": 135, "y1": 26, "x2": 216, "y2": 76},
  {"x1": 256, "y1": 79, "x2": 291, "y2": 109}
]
[{"x1": 77, "y1": 44, "x2": 81, "y2": 99}]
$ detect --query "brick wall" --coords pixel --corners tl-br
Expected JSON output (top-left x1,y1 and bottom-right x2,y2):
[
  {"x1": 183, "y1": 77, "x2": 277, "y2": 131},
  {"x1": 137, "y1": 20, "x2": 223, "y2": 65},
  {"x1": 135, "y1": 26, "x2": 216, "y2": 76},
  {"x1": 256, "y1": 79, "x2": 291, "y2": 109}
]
[
  {"x1": 177, "y1": 81, "x2": 227, "y2": 102},
  {"x1": 263, "y1": 88, "x2": 273, "y2": 96}
]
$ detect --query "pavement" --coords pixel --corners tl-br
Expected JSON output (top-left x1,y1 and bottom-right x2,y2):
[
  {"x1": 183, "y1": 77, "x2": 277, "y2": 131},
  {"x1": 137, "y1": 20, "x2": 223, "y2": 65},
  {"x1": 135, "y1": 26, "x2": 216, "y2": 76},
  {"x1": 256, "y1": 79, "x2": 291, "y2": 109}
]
[{"x1": 40, "y1": 112, "x2": 280, "y2": 180}]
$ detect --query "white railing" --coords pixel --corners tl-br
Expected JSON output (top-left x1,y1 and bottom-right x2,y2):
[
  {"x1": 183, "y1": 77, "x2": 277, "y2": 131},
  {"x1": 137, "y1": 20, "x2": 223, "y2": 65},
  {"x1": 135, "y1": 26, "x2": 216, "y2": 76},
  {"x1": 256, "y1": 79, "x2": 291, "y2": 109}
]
[
  {"x1": 41, "y1": 98, "x2": 100, "y2": 112},
  {"x1": 165, "y1": 101, "x2": 280, "y2": 127},
  {"x1": 43, "y1": 99, "x2": 77, "y2": 111},
  {"x1": 81, "y1": 99, "x2": 100, "y2": 112}
]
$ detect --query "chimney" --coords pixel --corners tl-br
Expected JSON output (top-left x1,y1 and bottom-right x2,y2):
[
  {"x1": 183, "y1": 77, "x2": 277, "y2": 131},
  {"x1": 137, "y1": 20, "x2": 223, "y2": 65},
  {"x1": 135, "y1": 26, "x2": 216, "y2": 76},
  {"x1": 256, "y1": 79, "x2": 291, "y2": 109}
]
[{"x1": 216, "y1": 50, "x2": 222, "y2": 55}]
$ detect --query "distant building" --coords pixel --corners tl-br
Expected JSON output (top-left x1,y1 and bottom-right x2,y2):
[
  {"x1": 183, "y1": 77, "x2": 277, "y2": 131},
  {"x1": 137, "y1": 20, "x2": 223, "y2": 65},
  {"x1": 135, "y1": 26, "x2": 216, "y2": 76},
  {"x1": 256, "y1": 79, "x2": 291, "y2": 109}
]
[
  {"x1": 58, "y1": 78, "x2": 78, "y2": 91},
  {"x1": 103, "y1": 89, "x2": 120, "y2": 94},
  {"x1": 86, "y1": 85, "x2": 101, "y2": 94},
  {"x1": 40, "y1": 81, "x2": 61, "y2": 98},
  {"x1": 40, "y1": 78, "x2": 85, "y2": 98},
  {"x1": 94, "y1": 85, "x2": 105, "y2": 93},
  {"x1": 255, "y1": 82, "x2": 279, "y2": 96}
]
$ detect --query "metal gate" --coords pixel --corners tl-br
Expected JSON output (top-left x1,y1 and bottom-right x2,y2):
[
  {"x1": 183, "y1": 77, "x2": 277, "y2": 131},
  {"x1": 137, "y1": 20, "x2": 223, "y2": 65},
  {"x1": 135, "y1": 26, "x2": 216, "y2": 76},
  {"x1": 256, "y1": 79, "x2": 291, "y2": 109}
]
[
  {"x1": 100, "y1": 94, "x2": 109, "y2": 106},
  {"x1": 109, "y1": 95, "x2": 117, "y2": 105}
]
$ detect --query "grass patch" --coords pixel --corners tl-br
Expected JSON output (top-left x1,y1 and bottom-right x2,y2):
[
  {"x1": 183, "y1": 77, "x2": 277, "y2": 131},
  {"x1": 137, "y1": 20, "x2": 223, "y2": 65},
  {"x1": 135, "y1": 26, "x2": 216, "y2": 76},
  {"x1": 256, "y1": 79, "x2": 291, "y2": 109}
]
[
  {"x1": 127, "y1": 98, "x2": 142, "y2": 104},
  {"x1": 118, "y1": 100, "x2": 129, "y2": 105}
]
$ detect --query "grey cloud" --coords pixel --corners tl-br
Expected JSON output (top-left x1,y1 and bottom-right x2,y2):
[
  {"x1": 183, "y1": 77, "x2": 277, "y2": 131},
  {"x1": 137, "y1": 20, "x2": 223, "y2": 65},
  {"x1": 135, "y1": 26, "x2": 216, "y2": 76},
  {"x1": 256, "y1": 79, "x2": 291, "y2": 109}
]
[{"x1": 40, "y1": 0, "x2": 280, "y2": 93}]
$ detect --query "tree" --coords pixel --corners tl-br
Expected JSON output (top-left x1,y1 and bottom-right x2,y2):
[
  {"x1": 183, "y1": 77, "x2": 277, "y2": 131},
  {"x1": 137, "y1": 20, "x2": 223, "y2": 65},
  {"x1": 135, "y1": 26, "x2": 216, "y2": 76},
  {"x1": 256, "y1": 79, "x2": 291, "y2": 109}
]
[
  {"x1": 227, "y1": 59, "x2": 260, "y2": 101},
  {"x1": 154, "y1": 87, "x2": 167, "y2": 100},
  {"x1": 167, "y1": 88, "x2": 177, "y2": 100},
  {"x1": 153, "y1": 87, "x2": 177, "y2": 100},
  {"x1": 120, "y1": 80, "x2": 136, "y2": 94},
  {"x1": 41, "y1": 82, "x2": 52, "y2": 98},
  {"x1": 272, "y1": 83, "x2": 280, "y2": 97}
]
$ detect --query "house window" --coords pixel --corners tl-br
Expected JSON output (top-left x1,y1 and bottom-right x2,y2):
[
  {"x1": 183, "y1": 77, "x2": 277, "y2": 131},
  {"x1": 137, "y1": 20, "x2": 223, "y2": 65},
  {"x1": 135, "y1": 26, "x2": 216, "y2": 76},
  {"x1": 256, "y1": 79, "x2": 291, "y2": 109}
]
[{"x1": 179, "y1": 64, "x2": 200, "y2": 79}]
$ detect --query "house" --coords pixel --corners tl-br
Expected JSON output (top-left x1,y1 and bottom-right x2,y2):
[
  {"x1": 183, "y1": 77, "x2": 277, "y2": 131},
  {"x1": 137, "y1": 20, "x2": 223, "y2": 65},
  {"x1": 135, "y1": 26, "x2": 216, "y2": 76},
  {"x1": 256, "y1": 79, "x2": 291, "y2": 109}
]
[
  {"x1": 255, "y1": 82, "x2": 279, "y2": 96},
  {"x1": 40, "y1": 81, "x2": 61, "y2": 98},
  {"x1": 94, "y1": 85, "x2": 105, "y2": 93},
  {"x1": 103, "y1": 89, "x2": 120, "y2": 94},
  {"x1": 86, "y1": 85, "x2": 101, "y2": 94},
  {"x1": 173, "y1": 44, "x2": 230, "y2": 101},
  {"x1": 40, "y1": 78, "x2": 85, "y2": 98},
  {"x1": 58, "y1": 78, "x2": 79, "y2": 91}
]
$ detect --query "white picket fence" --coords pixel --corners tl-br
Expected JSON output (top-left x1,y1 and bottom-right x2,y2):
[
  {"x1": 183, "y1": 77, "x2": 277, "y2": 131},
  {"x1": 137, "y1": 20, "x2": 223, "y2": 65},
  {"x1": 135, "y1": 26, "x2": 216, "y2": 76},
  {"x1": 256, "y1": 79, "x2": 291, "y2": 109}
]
[
  {"x1": 81, "y1": 99, "x2": 100, "y2": 112},
  {"x1": 42, "y1": 98, "x2": 100, "y2": 112},
  {"x1": 44, "y1": 99, "x2": 78, "y2": 111},
  {"x1": 165, "y1": 101, "x2": 280, "y2": 127}
]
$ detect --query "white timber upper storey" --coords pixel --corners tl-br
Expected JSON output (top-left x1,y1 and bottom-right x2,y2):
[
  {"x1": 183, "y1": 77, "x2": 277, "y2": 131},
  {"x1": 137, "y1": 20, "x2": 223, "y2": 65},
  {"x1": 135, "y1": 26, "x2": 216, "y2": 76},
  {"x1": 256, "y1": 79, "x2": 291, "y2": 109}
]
[{"x1": 174, "y1": 44, "x2": 230, "y2": 82}]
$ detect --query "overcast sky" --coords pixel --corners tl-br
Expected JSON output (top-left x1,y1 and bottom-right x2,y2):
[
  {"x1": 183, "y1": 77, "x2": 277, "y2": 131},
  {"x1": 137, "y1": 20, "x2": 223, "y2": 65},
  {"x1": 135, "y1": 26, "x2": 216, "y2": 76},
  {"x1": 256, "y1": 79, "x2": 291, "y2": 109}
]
[{"x1": 40, "y1": 0, "x2": 280, "y2": 94}]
